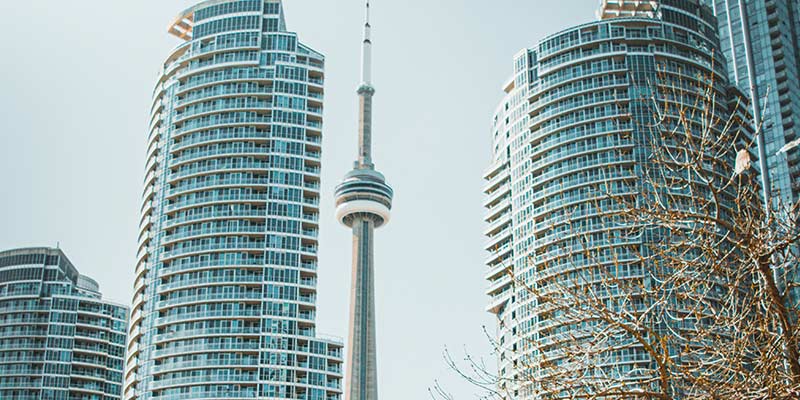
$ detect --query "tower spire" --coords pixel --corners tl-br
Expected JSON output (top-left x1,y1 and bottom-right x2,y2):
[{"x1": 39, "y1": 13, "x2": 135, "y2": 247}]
[
  {"x1": 357, "y1": 0, "x2": 375, "y2": 168},
  {"x1": 361, "y1": 1, "x2": 372, "y2": 86}
]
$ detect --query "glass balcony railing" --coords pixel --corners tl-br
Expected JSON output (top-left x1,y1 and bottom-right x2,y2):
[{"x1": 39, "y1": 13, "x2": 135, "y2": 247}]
[
  {"x1": 156, "y1": 309, "x2": 262, "y2": 326},
  {"x1": 300, "y1": 261, "x2": 318, "y2": 271},
  {"x1": 160, "y1": 240, "x2": 267, "y2": 259},
  {"x1": 0, "y1": 355, "x2": 45, "y2": 363},
  {"x1": 165, "y1": 193, "x2": 269, "y2": 212},
  {"x1": 170, "y1": 161, "x2": 272, "y2": 180},
  {"x1": 0, "y1": 316, "x2": 49, "y2": 325},
  {"x1": 534, "y1": 150, "x2": 633, "y2": 185},
  {"x1": 531, "y1": 93, "x2": 626, "y2": 125},
  {"x1": 532, "y1": 169, "x2": 635, "y2": 204},
  {"x1": 533, "y1": 110, "x2": 628, "y2": 141},
  {"x1": 538, "y1": 44, "x2": 627, "y2": 72},
  {"x1": 151, "y1": 374, "x2": 259, "y2": 389},
  {"x1": 177, "y1": 86, "x2": 272, "y2": 108},
  {"x1": 178, "y1": 69, "x2": 272, "y2": 94},
  {"x1": 168, "y1": 177, "x2": 271, "y2": 196},
  {"x1": 153, "y1": 357, "x2": 260, "y2": 374},
  {"x1": 159, "y1": 274, "x2": 263, "y2": 291},
  {"x1": 158, "y1": 258, "x2": 264, "y2": 278},
  {"x1": 156, "y1": 291, "x2": 263, "y2": 308},
  {"x1": 531, "y1": 77, "x2": 628, "y2": 110},
  {"x1": 171, "y1": 144, "x2": 270, "y2": 164},
  {"x1": 172, "y1": 129, "x2": 269, "y2": 151},
  {"x1": 0, "y1": 366, "x2": 43, "y2": 376},
  {"x1": 163, "y1": 208, "x2": 267, "y2": 228},
  {"x1": 153, "y1": 341, "x2": 260, "y2": 358},
  {"x1": 153, "y1": 326, "x2": 262, "y2": 342},
  {"x1": 179, "y1": 52, "x2": 260, "y2": 77},
  {"x1": 176, "y1": 101, "x2": 273, "y2": 122},
  {"x1": 531, "y1": 120, "x2": 631, "y2": 148},
  {"x1": 164, "y1": 225, "x2": 266, "y2": 243},
  {"x1": 174, "y1": 115, "x2": 272, "y2": 136},
  {"x1": 180, "y1": 34, "x2": 259, "y2": 59},
  {"x1": 530, "y1": 138, "x2": 632, "y2": 172},
  {"x1": 153, "y1": 389, "x2": 258, "y2": 400},
  {"x1": 534, "y1": 122, "x2": 628, "y2": 153},
  {"x1": 531, "y1": 187, "x2": 636, "y2": 221},
  {"x1": 534, "y1": 64, "x2": 628, "y2": 95}
]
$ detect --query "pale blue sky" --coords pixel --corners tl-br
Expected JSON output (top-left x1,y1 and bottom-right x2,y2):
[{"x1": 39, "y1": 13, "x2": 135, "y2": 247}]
[{"x1": 0, "y1": 0, "x2": 596, "y2": 397}]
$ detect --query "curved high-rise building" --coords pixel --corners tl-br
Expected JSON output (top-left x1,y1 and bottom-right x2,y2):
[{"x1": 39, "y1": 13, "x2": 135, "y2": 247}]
[
  {"x1": 484, "y1": 0, "x2": 745, "y2": 397},
  {"x1": 0, "y1": 247, "x2": 128, "y2": 400},
  {"x1": 334, "y1": 2, "x2": 393, "y2": 400},
  {"x1": 125, "y1": 1, "x2": 343, "y2": 399}
]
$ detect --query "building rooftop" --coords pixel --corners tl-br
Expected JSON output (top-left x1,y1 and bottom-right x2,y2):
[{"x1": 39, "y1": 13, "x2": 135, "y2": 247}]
[
  {"x1": 167, "y1": 4, "x2": 197, "y2": 40},
  {"x1": 598, "y1": 0, "x2": 659, "y2": 20},
  {"x1": 167, "y1": 0, "x2": 252, "y2": 40},
  {"x1": 167, "y1": 0, "x2": 286, "y2": 40}
]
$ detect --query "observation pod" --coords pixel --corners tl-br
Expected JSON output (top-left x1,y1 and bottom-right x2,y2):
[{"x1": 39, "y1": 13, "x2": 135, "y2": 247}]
[{"x1": 334, "y1": 168, "x2": 393, "y2": 228}]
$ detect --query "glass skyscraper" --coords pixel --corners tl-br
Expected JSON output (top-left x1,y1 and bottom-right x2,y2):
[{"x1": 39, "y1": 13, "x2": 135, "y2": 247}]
[
  {"x1": 0, "y1": 247, "x2": 128, "y2": 400},
  {"x1": 712, "y1": 0, "x2": 800, "y2": 206},
  {"x1": 124, "y1": 1, "x2": 343, "y2": 399},
  {"x1": 483, "y1": 0, "x2": 745, "y2": 397},
  {"x1": 712, "y1": 0, "x2": 800, "y2": 301}
]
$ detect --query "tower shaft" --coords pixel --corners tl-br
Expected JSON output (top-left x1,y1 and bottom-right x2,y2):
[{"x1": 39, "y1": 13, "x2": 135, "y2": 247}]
[{"x1": 346, "y1": 216, "x2": 379, "y2": 400}]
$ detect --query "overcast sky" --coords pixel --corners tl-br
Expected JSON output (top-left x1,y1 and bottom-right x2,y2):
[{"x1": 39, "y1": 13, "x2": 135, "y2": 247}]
[{"x1": 0, "y1": 0, "x2": 596, "y2": 397}]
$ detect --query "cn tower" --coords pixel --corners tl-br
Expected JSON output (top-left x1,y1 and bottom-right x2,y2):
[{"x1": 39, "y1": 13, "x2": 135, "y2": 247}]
[{"x1": 333, "y1": 1, "x2": 393, "y2": 400}]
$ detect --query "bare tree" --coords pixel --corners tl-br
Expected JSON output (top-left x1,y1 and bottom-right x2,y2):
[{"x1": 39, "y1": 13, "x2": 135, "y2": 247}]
[{"x1": 438, "y1": 62, "x2": 800, "y2": 399}]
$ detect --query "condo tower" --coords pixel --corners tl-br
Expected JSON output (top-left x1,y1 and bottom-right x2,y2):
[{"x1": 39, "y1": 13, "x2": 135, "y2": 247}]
[
  {"x1": 0, "y1": 247, "x2": 128, "y2": 400},
  {"x1": 483, "y1": 0, "x2": 747, "y2": 397},
  {"x1": 125, "y1": 1, "x2": 343, "y2": 399}
]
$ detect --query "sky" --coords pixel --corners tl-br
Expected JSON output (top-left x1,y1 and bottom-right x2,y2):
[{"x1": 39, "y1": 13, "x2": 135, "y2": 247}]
[{"x1": 0, "y1": 0, "x2": 596, "y2": 398}]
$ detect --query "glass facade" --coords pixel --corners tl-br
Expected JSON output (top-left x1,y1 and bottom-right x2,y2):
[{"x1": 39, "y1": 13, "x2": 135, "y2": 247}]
[
  {"x1": 0, "y1": 247, "x2": 128, "y2": 400},
  {"x1": 713, "y1": 0, "x2": 800, "y2": 206},
  {"x1": 125, "y1": 1, "x2": 343, "y2": 399},
  {"x1": 484, "y1": 1, "x2": 744, "y2": 397},
  {"x1": 712, "y1": 0, "x2": 800, "y2": 301}
]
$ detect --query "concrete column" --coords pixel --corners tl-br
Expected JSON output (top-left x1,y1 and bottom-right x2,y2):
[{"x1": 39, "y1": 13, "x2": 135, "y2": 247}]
[{"x1": 346, "y1": 216, "x2": 378, "y2": 400}]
